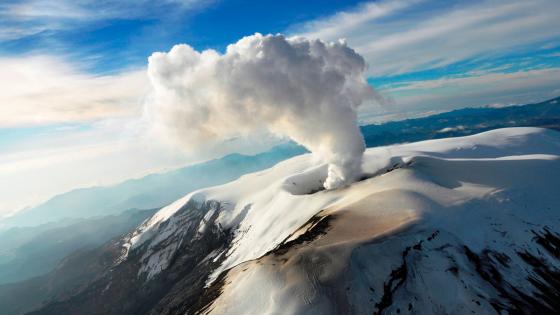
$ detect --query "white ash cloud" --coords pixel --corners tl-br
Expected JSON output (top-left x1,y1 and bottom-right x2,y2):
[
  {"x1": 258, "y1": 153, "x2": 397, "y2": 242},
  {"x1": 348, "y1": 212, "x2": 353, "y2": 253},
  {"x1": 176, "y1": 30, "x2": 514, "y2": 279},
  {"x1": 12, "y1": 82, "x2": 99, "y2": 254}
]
[{"x1": 147, "y1": 33, "x2": 379, "y2": 189}]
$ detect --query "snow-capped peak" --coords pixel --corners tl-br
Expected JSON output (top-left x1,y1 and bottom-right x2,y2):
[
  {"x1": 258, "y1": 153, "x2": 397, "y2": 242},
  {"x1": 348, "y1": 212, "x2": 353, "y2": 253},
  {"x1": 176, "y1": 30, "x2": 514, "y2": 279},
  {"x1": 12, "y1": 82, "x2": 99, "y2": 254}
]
[{"x1": 120, "y1": 127, "x2": 560, "y2": 314}]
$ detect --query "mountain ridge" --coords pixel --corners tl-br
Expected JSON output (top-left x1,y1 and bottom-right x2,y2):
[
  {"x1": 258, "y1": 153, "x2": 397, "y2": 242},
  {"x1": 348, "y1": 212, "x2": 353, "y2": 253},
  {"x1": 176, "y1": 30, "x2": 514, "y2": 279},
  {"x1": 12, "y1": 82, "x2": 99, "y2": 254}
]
[{"x1": 22, "y1": 127, "x2": 560, "y2": 315}]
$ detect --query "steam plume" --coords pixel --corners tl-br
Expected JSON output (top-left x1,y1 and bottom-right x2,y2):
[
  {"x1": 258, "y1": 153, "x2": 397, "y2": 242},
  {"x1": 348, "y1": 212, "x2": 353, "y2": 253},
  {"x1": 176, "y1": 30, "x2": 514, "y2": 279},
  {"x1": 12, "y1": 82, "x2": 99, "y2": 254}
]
[{"x1": 147, "y1": 33, "x2": 378, "y2": 189}]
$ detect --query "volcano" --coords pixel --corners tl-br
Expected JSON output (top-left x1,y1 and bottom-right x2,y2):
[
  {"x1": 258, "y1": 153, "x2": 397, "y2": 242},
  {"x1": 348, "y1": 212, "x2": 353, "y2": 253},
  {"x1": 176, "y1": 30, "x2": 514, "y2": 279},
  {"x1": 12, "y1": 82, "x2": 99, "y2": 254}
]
[{"x1": 27, "y1": 127, "x2": 560, "y2": 315}]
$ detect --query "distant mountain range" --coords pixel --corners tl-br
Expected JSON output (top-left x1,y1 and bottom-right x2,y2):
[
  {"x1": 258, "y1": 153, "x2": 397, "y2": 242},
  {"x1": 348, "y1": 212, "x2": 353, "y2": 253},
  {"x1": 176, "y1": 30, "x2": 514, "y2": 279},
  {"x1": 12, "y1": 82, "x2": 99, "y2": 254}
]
[
  {"x1": 0, "y1": 209, "x2": 156, "y2": 285},
  {"x1": 0, "y1": 145, "x2": 305, "y2": 230},
  {"x1": 361, "y1": 96, "x2": 560, "y2": 147}
]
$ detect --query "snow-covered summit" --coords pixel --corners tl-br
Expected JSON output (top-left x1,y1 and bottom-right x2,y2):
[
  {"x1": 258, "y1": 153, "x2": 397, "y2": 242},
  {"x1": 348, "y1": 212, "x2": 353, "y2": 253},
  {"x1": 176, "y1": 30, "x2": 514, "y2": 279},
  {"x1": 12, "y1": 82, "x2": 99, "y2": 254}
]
[{"x1": 122, "y1": 127, "x2": 560, "y2": 314}]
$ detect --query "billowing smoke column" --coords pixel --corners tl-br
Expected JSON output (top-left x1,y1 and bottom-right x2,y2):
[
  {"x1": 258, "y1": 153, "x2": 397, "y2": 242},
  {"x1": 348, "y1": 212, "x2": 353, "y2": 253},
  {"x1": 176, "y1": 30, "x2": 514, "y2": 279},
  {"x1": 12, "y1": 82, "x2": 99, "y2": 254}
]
[{"x1": 147, "y1": 33, "x2": 378, "y2": 189}]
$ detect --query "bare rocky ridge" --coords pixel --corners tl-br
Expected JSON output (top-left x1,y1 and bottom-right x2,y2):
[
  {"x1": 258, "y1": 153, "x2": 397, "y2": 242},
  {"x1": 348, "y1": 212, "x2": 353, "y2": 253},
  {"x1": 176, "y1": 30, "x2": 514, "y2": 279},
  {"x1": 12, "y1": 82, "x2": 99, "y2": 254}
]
[{"x1": 27, "y1": 200, "x2": 234, "y2": 315}]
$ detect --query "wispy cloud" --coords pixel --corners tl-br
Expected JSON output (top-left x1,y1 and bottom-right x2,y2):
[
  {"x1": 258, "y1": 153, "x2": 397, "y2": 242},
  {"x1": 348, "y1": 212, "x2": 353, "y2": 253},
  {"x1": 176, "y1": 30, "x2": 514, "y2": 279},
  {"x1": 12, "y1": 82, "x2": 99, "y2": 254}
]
[
  {"x1": 292, "y1": 0, "x2": 560, "y2": 118},
  {"x1": 387, "y1": 68, "x2": 560, "y2": 92},
  {"x1": 292, "y1": 0, "x2": 560, "y2": 76},
  {"x1": 4, "y1": 1, "x2": 90, "y2": 20},
  {"x1": 0, "y1": 0, "x2": 215, "y2": 41},
  {"x1": 3, "y1": 0, "x2": 213, "y2": 20},
  {"x1": 294, "y1": 0, "x2": 421, "y2": 41},
  {"x1": 0, "y1": 56, "x2": 148, "y2": 127}
]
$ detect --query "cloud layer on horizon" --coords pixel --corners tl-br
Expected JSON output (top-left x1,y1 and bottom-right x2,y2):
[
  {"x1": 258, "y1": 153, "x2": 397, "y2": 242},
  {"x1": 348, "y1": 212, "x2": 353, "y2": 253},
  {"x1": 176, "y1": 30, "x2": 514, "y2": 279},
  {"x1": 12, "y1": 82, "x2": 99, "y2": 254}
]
[{"x1": 0, "y1": 56, "x2": 148, "y2": 128}]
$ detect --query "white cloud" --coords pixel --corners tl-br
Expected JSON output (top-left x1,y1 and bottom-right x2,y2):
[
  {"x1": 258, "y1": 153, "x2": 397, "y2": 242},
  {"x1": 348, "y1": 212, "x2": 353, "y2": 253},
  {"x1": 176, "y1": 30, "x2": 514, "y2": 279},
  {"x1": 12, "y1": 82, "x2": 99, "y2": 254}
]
[
  {"x1": 1, "y1": 0, "x2": 212, "y2": 20},
  {"x1": 0, "y1": 56, "x2": 149, "y2": 127},
  {"x1": 292, "y1": 0, "x2": 560, "y2": 76},
  {"x1": 0, "y1": 0, "x2": 215, "y2": 40},
  {"x1": 295, "y1": 0, "x2": 421, "y2": 42},
  {"x1": 4, "y1": 1, "x2": 90, "y2": 20},
  {"x1": 0, "y1": 46, "x2": 291, "y2": 216},
  {"x1": 387, "y1": 68, "x2": 560, "y2": 92},
  {"x1": 148, "y1": 33, "x2": 379, "y2": 188}
]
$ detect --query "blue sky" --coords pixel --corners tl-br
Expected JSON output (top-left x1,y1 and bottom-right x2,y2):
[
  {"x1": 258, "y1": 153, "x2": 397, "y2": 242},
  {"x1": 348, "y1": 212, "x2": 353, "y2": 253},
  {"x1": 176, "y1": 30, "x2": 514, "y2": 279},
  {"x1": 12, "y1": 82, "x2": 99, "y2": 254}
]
[
  {"x1": 0, "y1": 0, "x2": 364, "y2": 73},
  {"x1": 1, "y1": 0, "x2": 560, "y2": 215}
]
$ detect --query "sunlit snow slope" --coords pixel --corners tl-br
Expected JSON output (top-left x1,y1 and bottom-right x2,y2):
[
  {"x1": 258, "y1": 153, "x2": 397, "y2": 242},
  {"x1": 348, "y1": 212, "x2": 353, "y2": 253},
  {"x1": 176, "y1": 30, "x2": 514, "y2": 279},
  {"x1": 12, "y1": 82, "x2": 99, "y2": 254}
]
[{"x1": 122, "y1": 127, "x2": 560, "y2": 314}]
